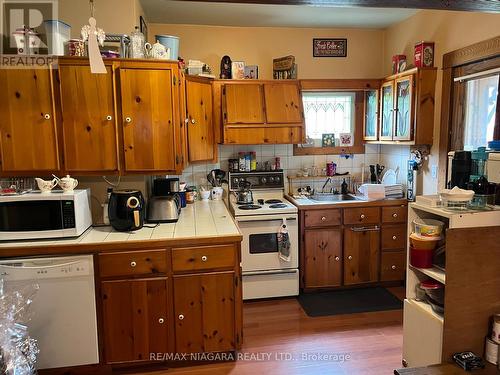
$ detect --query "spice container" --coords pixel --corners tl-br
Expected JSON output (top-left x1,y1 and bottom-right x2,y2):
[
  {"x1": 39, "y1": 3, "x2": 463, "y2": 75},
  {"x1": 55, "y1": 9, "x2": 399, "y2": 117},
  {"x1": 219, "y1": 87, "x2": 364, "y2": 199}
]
[
  {"x1": 238, "y1": 152, "x2": 246, "y2": 171},
  {"x1": 229, "y1": 159, "x2": 239, "y2": 172},
  {"x1": 251, "y1": 152, "x2": 257, "y2": 171}
]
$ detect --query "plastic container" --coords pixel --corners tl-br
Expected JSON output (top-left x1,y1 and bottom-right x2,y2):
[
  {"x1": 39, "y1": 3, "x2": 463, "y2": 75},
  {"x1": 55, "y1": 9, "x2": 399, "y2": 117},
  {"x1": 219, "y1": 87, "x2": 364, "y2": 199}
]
[
  {"x1": 427, "y1": 297, "x2": 444, "y2": 315},
  {"x1": 409, "y1": 232, "x2": 441, "y2": 250},
  {"x1": 413, "y1": 218, "x2": 444, "y2": 237},
  {"x1": 410, "y1": 246, "x2": 434, "y2": 268},
  {"x1": 420, "y1": 280, "x2": 444, "y2": 305},
  {"x1": 43, "y1": 20, "x2": 71, "y2": 55},
  {"x1": 155, "y1": 35, "x2": 179, "y2": 60}
]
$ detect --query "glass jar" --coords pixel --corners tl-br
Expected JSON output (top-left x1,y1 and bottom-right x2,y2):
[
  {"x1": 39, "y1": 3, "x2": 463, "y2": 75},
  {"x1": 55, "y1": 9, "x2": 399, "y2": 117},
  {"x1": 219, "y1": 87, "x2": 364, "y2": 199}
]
[{"x1": 130, "y1": 26, "x2": 145, "y2": 58}]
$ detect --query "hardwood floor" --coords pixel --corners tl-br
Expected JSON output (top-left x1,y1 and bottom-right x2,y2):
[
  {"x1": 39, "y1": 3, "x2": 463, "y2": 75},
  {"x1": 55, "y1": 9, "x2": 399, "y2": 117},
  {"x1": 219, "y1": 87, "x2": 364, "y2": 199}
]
[{"x1": 132, "y1": 287, "x2": 405, "y2": 375}]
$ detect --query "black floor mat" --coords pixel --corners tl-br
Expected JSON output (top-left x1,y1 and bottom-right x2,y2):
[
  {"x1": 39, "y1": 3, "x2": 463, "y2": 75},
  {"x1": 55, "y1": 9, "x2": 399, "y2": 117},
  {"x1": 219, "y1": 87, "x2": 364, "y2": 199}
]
[{"x1": 297, "y1": 287, "x2": 403, "y2": 317}]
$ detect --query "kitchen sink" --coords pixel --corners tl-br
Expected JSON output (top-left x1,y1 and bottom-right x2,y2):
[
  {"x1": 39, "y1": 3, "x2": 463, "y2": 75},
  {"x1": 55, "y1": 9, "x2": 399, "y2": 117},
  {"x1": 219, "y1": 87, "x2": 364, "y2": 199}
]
[{"x1": 308, "y1": 194, "x2": 360, "y2": 202}]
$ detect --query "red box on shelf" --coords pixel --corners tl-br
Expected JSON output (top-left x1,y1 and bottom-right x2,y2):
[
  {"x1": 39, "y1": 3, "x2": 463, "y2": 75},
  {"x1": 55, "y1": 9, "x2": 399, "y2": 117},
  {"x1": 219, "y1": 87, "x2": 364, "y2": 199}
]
[
  {"x1": 414, "y1": 41, "x2": 435, "y2": 67},
  {"x1": 392, "y1": 54, "x2": 407, "y2": 74}
]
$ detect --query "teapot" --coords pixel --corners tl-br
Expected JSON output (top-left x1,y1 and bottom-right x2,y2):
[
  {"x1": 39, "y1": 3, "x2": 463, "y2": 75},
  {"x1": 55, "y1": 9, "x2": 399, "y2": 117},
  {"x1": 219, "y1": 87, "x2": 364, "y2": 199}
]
[
  {"x1": 58, "y1": 175, "x2": 79, "y2": 193},
  {"x1": 145, "y1": 41, "x2": 170, "y2": 60},
  {"x1": 35, "y1": 178, "x2": 57, "y2": 193}
]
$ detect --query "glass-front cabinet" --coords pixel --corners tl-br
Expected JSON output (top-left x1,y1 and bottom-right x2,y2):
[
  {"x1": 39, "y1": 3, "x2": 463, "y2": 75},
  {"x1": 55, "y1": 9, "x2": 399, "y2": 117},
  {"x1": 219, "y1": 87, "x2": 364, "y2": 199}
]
[
  {"x1": 394, "y1": 76, "x2": 414, "y2": 140},
  {"x1": 379, "y1": 81, "x2": 395, "y2": 140},
  {"x1": 363, "y1": 90, "x2": 379, "y2": 140}
]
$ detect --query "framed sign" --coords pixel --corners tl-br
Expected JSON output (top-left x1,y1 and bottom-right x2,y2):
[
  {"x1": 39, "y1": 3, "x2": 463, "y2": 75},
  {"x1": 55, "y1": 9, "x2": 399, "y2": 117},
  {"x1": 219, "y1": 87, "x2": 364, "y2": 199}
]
[{"x1": 313, "y1": 38, "x2": 347, "y2": 57}]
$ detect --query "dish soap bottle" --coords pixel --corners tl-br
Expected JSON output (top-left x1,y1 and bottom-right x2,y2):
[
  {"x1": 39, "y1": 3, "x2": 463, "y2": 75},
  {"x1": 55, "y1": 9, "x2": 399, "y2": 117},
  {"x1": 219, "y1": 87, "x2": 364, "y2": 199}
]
[{"x1": 341, "y1": 178, "x2": 348, "y2": 195}]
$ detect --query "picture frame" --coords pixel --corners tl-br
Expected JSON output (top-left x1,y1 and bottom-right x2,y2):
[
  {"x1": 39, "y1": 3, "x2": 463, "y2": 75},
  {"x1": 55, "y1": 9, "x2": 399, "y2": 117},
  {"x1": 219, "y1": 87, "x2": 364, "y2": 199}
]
[
  {"x1": 321, "y1": 133, "x2": 335, "y2": 147},
  {"x1": 244, "y1": 65, "x2": 258, "y2": 79},
  {"x1": 231, "y1": 61, "x2": 245, "y2": 80},
  {"x1": 140, "y1": 16, "x2": 148, "y2": 42},
  {"x1": 313, "y1": 38, "x2": 347, "y2": 58}
]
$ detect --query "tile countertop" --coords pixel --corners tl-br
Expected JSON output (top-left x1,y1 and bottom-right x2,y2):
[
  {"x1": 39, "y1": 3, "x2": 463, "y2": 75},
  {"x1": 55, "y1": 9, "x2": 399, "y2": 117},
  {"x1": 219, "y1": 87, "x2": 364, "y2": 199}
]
[
  {"x1": 286, "y1": 195, "x2": 408, "y2": 209},
  {"x1": 0, "y1": 200, "x2": 241, "y2": 249}
]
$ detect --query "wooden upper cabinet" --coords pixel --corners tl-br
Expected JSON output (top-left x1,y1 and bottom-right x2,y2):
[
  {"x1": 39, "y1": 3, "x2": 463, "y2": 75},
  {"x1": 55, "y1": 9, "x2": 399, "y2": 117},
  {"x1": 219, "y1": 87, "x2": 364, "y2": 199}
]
[
  {"x1": 173, "y1": 272, "x2": 236, "y2": 353},
  {"x1": 343, "y1": 226, "x2": 380, "y2": 285},
  {"x1": 185, "y1": 77, "x2": 215, "y2": 162},
  {"x1": 394, "y1": 75, "x2": 414, "y2": 141},
  {"x1": 119, "y1": 68, "x2": 176, "y2": 172},
  {"x1": 263, "y1": 82, "x2": 303, "y2": 123},
  {"x1": 101, "y1": 278, "x2": 169, "y2": 363},
  {"x1": 363, "y1": 89, "x2": 379, "y2": 141},
  {"x1": 58, "y1": 64, "x2": 118, "y2": 172},
  {"x1": 0, "y1": 68, "x2": 59, "y2": 173},
  {"x1": 223, "y1": 83, "x2": 265, "y2": 124},
  {"x1": 304, "y1": 228, "x2": 342, "y2": 288},
  {"x1": 379, "y1": 81, "x2": 395, "y2": 141}
]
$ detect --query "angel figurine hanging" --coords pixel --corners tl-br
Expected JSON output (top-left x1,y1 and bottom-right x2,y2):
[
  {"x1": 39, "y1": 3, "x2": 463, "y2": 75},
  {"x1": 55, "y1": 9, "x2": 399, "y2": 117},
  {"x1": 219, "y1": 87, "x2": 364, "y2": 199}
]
[{"x1": 81, "y1": 0, "x2": 106, "y2": 73}]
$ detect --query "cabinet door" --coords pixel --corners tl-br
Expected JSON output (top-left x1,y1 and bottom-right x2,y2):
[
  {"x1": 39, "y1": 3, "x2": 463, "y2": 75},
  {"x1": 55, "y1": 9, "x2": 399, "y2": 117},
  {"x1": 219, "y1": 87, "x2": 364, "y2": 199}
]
[
  {"x1": 363, "y1": 89, "x2": 379, "y2": 140},
  {"x1": 186, "y1": 79, "x2": 215, "y2": 162},
  {"x1": 0, "y1": 68, "x2": 59, "y2": 172},
  {"x1": 223, "y1": 84, "x2": 265, "y2": 124},
  {"x1": 101, "y1": 278, "x2": 169, "y2": 363},
  {"x1": 120, "y1": 68, "x2": 176, "y2": 172},
  {"x1": 343, "y1": 226, "x2": 380, "y2": 285},
  {"x1": 173, "y1": 272, "x2": 235, "y2": 353},
  {"x1": 379, "y1": 81, "x2": 395, "y2": 141},
  {"x1": 59, "y1": 64, "x2": 118, "y2": 172},
  {"x1": 394, "y1": 75, "x2": 414, "y2": 141},
  {"x1": 263, "y1": 82, "x2": 303, "y2": 123},
  {"x1": 304, "y1": 228, "x2": 342, "y2": 288}
]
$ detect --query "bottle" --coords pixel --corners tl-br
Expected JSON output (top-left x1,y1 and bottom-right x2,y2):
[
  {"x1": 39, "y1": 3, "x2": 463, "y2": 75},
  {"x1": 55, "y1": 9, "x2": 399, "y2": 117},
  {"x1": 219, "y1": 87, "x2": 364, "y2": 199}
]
[
  {"x1": 130, "y1": 26, "x2": 145, "y2": 58},
  {"x1": 250, "y1": 152, "x2": 257, "y2": 171},
  {"x1": 341, "y1": 178, "x2": 348, "y2": 195},
  {"x1": 102, "y1": 187, "x2": 112, "y2": 225}
]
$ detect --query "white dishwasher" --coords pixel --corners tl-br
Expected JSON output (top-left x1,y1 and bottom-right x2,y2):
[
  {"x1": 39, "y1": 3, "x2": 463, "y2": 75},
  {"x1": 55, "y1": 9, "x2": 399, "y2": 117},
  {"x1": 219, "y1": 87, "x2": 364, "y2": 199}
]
[{"x1": 0, "y1": 255, "x2": 99, "y2": 369}]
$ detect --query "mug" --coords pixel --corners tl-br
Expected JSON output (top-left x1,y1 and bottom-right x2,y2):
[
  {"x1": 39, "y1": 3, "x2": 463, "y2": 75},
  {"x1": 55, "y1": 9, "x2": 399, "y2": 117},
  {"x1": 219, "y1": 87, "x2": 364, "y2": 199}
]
[
  {"x1": 200, "y1": 190, "x2": 210, "y2": 201},
  {"x1": 211, "y1": 187, "x2": 223, "y2": 200}
]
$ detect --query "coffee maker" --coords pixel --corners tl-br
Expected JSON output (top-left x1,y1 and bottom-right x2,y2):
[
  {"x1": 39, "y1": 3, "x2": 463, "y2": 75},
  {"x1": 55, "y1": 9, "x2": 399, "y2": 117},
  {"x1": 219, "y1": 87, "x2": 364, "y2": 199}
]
[{"x1": 146, "y1": 178, "x2": 181, "y2": 223}]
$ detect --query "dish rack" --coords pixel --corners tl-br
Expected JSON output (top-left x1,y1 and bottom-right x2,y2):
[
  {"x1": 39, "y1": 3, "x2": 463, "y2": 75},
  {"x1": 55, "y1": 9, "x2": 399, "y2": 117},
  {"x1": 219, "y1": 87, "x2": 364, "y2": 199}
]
[{"x1": 0, "y1": 177, "x2": 36, "y2": 195}]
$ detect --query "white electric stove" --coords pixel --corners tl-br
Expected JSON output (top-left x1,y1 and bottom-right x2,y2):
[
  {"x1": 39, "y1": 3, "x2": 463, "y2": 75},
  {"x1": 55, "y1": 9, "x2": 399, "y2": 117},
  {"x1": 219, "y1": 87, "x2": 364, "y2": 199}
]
[{"x1": 229, "y1": 171, "x2": 299, "y2": 300}]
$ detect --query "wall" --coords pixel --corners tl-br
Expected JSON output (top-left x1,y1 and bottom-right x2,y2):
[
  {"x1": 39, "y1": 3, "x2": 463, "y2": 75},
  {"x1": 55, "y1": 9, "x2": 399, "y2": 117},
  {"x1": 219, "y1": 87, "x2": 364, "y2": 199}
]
[
  {"x1": 148, "y1": 23, "x2": 385, "y2": 79},
  {"x1": 383, "y1": 10, "x2": 500, "y2": 194}
]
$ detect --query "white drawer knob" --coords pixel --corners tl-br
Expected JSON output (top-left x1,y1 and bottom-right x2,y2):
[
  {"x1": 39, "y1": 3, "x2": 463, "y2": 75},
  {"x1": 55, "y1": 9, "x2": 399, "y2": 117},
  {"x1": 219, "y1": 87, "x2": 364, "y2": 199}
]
[
  {"x1": 106, "y1": 115, "x2": 113, "y2": 121},
  {"x1": 334, "y1": 256, "x2": 340, "y2": 261},
  {"x1": 44, "y1": 113, "x2": 51, "y2": 120},
  {"x1": 360, "y1": 214, "x2": 365, "y2": 219},
  {"x1": 393, "y1": 213, "x2": 398, "y2": 218},
  {"x1": 391, "y1": 265, "x2": 397, "y2": 270},
  {"x1": 158, "y1": 318, "x2": 165, "y2": 324},
  {"x1": 191, "y1": 118, "x2": 196, "y2": 124},
  {"x1": 321, "y1": 216, "x2": 326, "y2": 221},
  {"x1": 125, "y1": 117, "x2": 132, "y2": 123},
  {"x1": 130, "y1": 261, "x2": 137, "y2": 267},
  {"x1": 348, "y1": 255, "x2": 353, "y2": 260},
  {"x1": 201, "y1": 255, "x2": 208, "y2": 262},
  {"x1": 392, "y1": 235, "x2": 397, "y2": 240},
  {"x1": 178, "y1": 314, "x2": 184, "y2": 320}
]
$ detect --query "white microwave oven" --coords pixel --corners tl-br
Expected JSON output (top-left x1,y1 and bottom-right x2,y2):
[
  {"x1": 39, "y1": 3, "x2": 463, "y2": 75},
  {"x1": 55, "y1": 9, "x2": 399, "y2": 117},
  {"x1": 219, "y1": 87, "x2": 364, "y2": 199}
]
[{"x1": 0, "y1": 189, "x2": 92, "y2": 241}]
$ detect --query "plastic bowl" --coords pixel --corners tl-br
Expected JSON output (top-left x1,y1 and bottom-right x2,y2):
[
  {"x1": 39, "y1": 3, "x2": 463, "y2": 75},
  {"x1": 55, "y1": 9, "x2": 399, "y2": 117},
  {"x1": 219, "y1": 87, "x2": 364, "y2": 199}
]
[
  {"x1": 409, "y1": 232, "x2": 441, "y2": 250},
  {"x1": 413, "y1": 218, "x2": 444, "y2": 237},
  {"x1": 420, "y1": 280, "x2": 445, "y2": 305}
]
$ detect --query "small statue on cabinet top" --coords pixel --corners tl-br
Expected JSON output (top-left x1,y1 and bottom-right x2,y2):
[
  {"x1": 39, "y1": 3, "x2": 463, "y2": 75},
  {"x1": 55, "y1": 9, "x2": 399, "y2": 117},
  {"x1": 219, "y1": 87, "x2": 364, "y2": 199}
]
[{"x1": 220, "y1": 55, "x2": 232, "y2": 79}]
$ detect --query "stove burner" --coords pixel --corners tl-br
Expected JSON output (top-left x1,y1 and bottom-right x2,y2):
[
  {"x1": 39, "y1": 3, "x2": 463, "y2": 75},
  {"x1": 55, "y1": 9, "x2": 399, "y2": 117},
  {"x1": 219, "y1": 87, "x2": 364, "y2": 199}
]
[
  {"x1": 269, "y1": 203, "x2": 288, "y2": 209},
  {"x1": 239, "y1": 204, "x2": 262, "y2": 210},
  {"x1": 265, "y1": 199, "x2": 282, "y2": 204}
]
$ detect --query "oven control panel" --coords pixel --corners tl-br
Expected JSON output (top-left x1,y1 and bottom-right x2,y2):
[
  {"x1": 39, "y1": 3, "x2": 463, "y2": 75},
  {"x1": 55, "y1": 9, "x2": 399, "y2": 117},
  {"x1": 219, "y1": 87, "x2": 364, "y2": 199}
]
[{"x1": 229, "y1": 171, "x2": 285, "y2": 191}]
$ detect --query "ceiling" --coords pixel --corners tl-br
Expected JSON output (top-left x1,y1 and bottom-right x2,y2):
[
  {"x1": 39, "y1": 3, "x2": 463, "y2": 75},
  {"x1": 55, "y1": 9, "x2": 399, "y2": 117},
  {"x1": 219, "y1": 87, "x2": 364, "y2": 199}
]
[{"x1": 140, "y1": 0, "x2": 419, "y2": 28}]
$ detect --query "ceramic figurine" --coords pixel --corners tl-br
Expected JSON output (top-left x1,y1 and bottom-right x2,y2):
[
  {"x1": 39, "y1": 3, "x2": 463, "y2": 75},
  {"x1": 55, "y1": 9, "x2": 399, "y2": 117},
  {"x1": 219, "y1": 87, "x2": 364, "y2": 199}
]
[{"x1": 220, "y1": 55, "x2": 232, "y2": 79}]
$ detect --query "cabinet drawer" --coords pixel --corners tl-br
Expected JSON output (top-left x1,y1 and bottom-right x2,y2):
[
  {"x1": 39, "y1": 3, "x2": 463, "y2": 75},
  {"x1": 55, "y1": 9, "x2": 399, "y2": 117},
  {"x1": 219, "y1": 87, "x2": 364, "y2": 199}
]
[
  {"x1": 380, "y1": 251, "x2": 406, "y2": 281},
  {"x1": 343, "y1": 207, "x2": 380, "y2": 225},
  {"x1": 304, "y1": 209, "x2": 341, "y2": 227},
  {"x1": 172, "y1": 245, "x2": 236, "y2": 273},
  {"x1": 99, "y1": 250, "x2": 167, "y2": 278},
  {"x1": 381, "y1": 224, "x2": 407, "y2": 250},
  {"x1": 382, "y1": 206, "x2": 407, "y2": 223}
]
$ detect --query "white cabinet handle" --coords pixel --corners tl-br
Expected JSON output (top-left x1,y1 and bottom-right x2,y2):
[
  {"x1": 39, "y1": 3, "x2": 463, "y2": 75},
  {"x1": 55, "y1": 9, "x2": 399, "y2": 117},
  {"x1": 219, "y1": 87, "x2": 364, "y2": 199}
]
[
  {"x1": 178, "y1": 314, "x2": 184, "y2": 320},
  {"x1": 392, "y1": 235, "x2": 397, "y2": 240},
  {"x1": 130, "y1": 261, "x2": 137, "y2": 267},
  {"x1": 106, "y1": 115, "x2": 113, "y2": 121},
  {"x1": 44, "y1": 113, "x2": 51, "y2": 120},
  {"x1": 201, "y1": 255, "x2": 208, "y2": 262},
  {"x1": 360, "y1": 214, "x2": 365, "y2": 219},
  {"x1": 321, "y1": 216, "x2": 326, "y2": 221},
  {"x1": 391, "y1": 265, "x2": 397, "y2": 270},
  {"x1": 125, "y1": 117, "x2": 132, "y2": 123},
  {"x1": 334, "y1": 256, "x2": 340, "y2": 261},
  {"x1": 158, "y1": 318, "x2": 165, "y2": 324},
  {"x1": 348, "y1": 255, "x2": 353, "y2": 260},
  {"x1": 393, "y1": 213, "x2": 398, "y2": 218}
]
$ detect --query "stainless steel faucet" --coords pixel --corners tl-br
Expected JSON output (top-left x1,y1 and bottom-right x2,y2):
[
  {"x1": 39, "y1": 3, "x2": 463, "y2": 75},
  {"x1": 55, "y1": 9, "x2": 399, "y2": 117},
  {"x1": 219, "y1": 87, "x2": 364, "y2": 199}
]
[{"x1": 321, "y1": 177, "x2": 331, "y2": 193}]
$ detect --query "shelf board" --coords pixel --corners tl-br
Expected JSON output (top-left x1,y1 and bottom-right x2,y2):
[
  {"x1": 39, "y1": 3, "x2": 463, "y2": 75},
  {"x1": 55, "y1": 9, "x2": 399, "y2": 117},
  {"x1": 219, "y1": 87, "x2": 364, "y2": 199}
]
[
  {"x1": 410, "y1": 299, "x2": 444, "y2": 324},
  {"x1": 410, "y1": 265, "x2": 446, "y2": 284}
]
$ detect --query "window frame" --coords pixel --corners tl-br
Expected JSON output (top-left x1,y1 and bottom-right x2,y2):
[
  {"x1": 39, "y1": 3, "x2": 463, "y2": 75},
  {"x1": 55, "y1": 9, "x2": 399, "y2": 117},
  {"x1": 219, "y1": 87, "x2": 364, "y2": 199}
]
[{"x1": 294, "y1": 79, "x2": 381, "y2": 156}]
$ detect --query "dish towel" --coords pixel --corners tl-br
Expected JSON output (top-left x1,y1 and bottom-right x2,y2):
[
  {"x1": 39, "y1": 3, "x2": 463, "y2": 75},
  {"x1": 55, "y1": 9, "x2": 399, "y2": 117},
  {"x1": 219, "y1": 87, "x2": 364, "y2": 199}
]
[{"x1": 278, "y1": 218, "x2": 291, "y2": 262}]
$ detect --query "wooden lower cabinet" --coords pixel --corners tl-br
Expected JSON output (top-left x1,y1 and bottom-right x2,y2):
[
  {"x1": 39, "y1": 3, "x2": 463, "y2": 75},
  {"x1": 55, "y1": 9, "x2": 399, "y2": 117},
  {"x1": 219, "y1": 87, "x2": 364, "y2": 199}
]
[
  {"x1": 100, "y1": 278, "x2": 169, "y2": 364},
  {"x1": 304, "y1": 228, "x2": 342, "y2": 288},
  {"x1": 343, "y1": 226, "x2": 380, "y2": 285},
  {"x1": 173, "y1": 272, "x2": 236, "y2": 353}
]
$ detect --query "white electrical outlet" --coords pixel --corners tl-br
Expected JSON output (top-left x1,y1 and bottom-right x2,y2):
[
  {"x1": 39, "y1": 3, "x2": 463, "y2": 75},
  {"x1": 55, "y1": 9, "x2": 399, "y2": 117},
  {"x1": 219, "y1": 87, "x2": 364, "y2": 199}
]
[{"x1": 431, "y1": 165, "x2": 438, "y2": 179}]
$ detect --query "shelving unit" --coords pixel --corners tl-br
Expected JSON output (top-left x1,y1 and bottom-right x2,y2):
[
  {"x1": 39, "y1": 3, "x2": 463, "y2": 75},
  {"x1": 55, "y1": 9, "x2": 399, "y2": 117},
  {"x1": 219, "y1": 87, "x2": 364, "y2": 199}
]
[{"x1": 403, "y1": 201, "x2": 500, "y2": 368}]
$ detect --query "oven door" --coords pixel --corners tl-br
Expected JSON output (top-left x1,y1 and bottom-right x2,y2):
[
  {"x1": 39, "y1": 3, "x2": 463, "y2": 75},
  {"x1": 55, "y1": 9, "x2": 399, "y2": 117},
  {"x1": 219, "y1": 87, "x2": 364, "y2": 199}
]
[{"x1": 236, "y1": 214, "x2": 298, "y2": 272}]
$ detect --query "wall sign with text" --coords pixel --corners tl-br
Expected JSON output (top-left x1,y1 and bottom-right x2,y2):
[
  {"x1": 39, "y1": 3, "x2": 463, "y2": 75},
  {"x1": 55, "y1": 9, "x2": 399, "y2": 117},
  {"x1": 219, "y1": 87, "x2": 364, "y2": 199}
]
[{"x1": 313, "y1": 38, "x2": 347, "y2": 57}]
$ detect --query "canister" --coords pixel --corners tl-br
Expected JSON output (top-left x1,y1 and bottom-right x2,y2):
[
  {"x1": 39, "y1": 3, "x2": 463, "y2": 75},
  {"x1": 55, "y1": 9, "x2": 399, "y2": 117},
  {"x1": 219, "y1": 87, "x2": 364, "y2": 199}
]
[
  {"x1": 485, "y1": 337, "x2": 498, "y2": 365},
  {"x1": 414, "y1": 41, "x2": 435, "y2": 67},
  {"x1": 492, "y1": 314, "x2": 500, "y2": 344}
]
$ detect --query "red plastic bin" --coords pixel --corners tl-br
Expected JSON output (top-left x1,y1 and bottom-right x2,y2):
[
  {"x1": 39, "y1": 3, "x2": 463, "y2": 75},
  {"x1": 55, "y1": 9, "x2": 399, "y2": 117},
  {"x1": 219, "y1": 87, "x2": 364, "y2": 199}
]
[{"x1": 410, "y1": 246, "x2": 434, "y2": 268}]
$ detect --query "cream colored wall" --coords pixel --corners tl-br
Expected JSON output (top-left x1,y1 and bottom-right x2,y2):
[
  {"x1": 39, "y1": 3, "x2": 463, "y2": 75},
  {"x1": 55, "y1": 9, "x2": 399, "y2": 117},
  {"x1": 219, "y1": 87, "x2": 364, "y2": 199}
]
[
  {"x1": 383, "y1": 10, "x2": 500, "y2": 194},
  {"x1": 148, "y1": 23, "x2": 385, "y2": 79}
]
